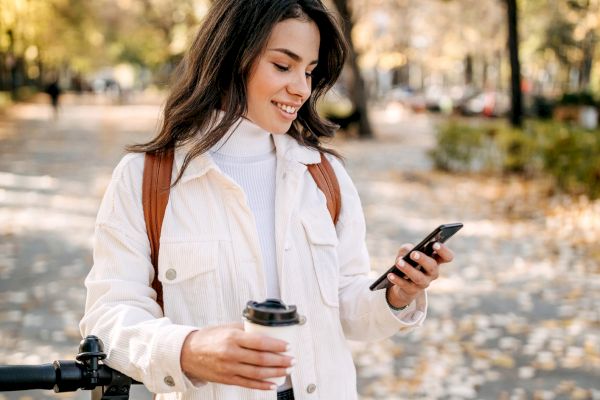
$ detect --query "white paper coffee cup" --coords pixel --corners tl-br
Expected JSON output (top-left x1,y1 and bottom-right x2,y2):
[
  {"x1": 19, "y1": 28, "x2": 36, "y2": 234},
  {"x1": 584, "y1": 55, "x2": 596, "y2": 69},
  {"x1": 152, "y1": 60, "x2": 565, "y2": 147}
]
[{"x1": 242, "y1": 299, "x2": 304, "y2": 387}]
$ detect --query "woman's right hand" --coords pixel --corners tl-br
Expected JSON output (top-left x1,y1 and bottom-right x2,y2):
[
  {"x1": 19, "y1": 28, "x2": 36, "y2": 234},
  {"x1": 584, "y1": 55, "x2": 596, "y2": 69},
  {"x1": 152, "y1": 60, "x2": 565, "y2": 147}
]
[{"x1": 180, "y1": 322, "x2": 294, "y2": 390}]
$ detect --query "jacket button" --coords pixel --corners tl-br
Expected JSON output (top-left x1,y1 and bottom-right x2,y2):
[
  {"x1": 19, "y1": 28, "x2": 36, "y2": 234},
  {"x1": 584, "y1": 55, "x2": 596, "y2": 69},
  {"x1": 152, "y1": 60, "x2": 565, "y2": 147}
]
[
  {"x1": 165, "y1": 268, "x2": 177, "y2": 280},
  {"x1": 164, "y1": 375, "x2": 175, "y2": 387},
  {"x1": 306, "y1": 383, "x2": 316, "y2": 393}
]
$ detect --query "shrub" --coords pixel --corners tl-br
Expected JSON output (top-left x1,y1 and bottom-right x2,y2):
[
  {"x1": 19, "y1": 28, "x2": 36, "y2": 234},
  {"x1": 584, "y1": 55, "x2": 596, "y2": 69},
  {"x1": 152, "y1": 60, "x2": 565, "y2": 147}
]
[
  {"x1": 14, "y1": 86, "x2": 39, "y2": 102},
  {"x1": 558, "y1": 91, "x2": 598, "y2": 107},
  {"x1": 430, "y1": 120, "x2": 543, "y2": 175},
  {"x1": 0, "y1": 91, "x2": 13, "y2": 113},
  {"x1": 429, "y1": 121, "x2": 485, "y2": 172},
  {"x1": 430, "y1": 119, "x2": 600, "y2": 198},
  {"x1": 540, "y1": 124, "x2": 600, "y2": 198},
  {"x1": 531, "y1": 96, "x2": 555, "y2": 119}
]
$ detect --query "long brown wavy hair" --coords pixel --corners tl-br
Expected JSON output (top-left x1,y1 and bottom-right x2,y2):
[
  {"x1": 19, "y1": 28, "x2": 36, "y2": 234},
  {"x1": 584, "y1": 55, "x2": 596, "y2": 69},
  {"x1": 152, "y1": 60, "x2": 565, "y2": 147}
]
[{"x1": 127, "y1": 0, "x2": 348, "y2": 185}]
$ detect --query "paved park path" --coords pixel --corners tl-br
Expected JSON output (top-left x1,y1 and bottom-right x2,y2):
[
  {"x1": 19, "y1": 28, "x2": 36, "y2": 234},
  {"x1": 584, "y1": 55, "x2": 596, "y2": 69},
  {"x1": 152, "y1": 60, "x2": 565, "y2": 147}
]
[{"x1": 0, "y1": 95, "x2": 598, "y2": 399}]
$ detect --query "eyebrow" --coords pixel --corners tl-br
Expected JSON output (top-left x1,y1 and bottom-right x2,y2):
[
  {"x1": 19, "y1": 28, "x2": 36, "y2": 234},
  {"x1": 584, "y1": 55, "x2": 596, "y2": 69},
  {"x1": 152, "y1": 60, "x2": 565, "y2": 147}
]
[{"x1": 268, "y1": 48, "x2": 318, "y2": 65}]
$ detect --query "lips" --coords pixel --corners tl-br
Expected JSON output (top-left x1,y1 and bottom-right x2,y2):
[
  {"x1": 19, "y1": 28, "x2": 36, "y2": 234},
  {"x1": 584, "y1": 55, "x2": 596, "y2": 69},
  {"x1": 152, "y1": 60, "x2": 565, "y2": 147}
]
[{"x1": 273, "y1": 101, "x2": 300, "y2": 114}]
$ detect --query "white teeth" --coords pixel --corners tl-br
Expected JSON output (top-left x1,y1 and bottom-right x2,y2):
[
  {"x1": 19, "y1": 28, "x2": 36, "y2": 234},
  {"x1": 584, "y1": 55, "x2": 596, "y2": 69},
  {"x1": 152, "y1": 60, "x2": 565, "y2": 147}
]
[{"x1": 275, "y1": 102, "x2": 297, "y2": 114}]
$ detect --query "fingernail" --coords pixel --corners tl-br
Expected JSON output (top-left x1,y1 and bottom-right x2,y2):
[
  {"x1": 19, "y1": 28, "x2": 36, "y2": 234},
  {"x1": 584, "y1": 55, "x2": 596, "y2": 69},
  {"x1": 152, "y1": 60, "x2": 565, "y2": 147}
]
[
  {"x1": 387, "y1": 273, "x2": 395, "y2": 281},
  {"x1": 285, "y1": 344, "x2": 292, "y2": 352},
  {"x1": 270, "y1": 384, "x2": 277, "y2": 391},
  {"x1": 397, "y1": 260, "x2": 406, "y2": 268},
  {"x1": 286, "y1": 367, "x2": 293, "y2": 374},
  {"x1": 290, "y1": 358, "x2": 297, "y2": 366},
  {"x1": 433, "y1": 242, "x2": 441, "y2": 250},
  {"x1": 412, "y1": 252, "x2": 420, "y2": 260}
]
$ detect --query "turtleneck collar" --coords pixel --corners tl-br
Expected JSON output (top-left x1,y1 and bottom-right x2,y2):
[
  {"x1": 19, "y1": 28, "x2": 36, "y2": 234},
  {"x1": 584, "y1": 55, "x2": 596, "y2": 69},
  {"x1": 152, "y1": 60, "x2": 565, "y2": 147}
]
[{"x1": 210, "y1": 111, "x2": 274, "y2": 157}]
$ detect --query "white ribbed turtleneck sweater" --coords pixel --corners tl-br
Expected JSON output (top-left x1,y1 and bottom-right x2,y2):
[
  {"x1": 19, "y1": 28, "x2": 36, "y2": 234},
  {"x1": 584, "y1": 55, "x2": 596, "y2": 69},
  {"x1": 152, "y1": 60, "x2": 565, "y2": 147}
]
[
  {"x1": 210, "y1": 118, "x2": 294, "y2": 391},
  {"x1": 210, "y1": 118, "x2": 280, "y2": 299}
]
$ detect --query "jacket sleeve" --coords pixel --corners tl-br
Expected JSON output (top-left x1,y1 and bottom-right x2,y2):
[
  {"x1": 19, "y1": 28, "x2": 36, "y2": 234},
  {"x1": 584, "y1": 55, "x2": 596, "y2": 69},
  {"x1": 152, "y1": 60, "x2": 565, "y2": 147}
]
[
  {"x1": 327, "y1": 155, "x2": 428, "y2": 342},
  {"x1": 79, "y1": 154, "x2": 199, "y2": 393}
]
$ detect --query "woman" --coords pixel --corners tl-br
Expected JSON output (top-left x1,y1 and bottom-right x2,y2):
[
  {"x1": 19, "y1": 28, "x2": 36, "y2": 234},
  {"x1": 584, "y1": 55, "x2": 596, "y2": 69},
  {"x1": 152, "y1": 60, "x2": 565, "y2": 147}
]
[{"x1": 80, "y1": 1, "x2": 455, "y2": 399}]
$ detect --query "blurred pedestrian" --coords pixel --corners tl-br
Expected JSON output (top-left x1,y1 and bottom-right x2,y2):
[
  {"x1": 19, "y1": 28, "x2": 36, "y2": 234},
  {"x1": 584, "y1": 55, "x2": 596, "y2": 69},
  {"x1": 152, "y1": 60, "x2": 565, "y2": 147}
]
[
  {"x1": 45, "y1": 79, "x2": 62, "y2": 119},
  {"x1": 80, "y1": 1, "x2": 456, "y2": 399}
]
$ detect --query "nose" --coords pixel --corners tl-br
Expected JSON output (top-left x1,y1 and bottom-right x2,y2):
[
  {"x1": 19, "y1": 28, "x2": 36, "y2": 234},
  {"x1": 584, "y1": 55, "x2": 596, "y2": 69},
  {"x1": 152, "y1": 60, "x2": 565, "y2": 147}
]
[{"x1": 287, "y1": 72, "x2": 311, "y2": 101}]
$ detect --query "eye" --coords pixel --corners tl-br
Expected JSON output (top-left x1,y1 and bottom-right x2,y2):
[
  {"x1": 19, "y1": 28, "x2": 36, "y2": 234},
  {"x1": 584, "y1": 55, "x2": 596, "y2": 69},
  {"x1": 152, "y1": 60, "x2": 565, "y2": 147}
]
[
  {"x1": 274, "y1": 63, "x2": 289, "y2": 72},
  {"x1": 305, "y1": 71, "x2": 313, "y2": 78}
]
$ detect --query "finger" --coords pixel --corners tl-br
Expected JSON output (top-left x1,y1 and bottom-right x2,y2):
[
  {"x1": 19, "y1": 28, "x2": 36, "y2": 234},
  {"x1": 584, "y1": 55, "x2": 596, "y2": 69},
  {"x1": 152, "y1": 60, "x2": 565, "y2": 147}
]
[
  {"x1": 235, "y1": 363, "x2": 291, "y2": 380},
  {"x1": 228, "y1": 375, "x2": 277, "y2": 391},
  {"x1": 396, "y1": 243, "x2": 414, "y2": 263},
  {"x1": 234, "y1": 347, "x2": 295, "y2": 368},
  {"x1": 409, "y1": 251, "x2": 439, "y2": 279},
  {"x1": 387, "y1": 272, "x2": 421, "y2": 295},
  {"x1": 237, "y1": 332, "x2": 289, "y2": 353},
  {"x1": 396, "y1": 260, "x2": 431, "y2": 288},
  {"x1": 433, "y1": 242, "x2": 455, "y2": 263}
]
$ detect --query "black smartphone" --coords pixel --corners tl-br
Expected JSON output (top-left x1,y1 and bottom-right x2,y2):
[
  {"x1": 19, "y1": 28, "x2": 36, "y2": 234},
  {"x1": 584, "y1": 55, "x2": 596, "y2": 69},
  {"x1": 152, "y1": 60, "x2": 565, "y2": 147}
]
[{"x1": 369, "y1": 222, "x2": 463, "y2": 291}]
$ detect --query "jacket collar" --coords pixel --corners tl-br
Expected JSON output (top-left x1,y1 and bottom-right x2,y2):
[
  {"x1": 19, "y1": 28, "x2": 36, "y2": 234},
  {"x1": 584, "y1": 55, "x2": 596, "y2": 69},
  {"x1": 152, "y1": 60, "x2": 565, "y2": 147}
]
[
  {"x1": 272, "y1": 133, "x2": 321, "y2": 165},
  {"x1": 174, "y1": 143, "x2": 214, "y2": 184},
  {"x1": 173, "y1": 121, "x2": 322, "y2": 184}
]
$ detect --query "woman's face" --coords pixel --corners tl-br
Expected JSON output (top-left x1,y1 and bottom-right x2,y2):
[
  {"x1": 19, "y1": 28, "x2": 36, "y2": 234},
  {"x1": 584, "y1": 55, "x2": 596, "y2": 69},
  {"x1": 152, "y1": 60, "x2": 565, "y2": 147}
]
[{"x1": 245, "y1": 18, "x2": 320, "y2": 134}]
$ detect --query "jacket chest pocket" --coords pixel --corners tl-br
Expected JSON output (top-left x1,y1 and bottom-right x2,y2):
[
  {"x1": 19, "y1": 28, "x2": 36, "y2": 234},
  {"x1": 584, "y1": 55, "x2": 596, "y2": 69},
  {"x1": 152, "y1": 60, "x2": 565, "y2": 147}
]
[
  {"x1": 157, "y1": 241, "x2": 222, "y2": 324},
  {"x1": 302, "y1": 207, "x2": 340, "y2": 308}
]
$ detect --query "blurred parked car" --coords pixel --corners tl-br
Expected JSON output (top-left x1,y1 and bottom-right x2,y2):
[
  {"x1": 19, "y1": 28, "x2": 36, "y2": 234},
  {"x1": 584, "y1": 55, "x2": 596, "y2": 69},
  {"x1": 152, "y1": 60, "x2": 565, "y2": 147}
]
[
  {"x1": 384, "y1": 86, "x2": 426, "y2": 112},
  {"x1": 423, "y1": 85, "x2": 479, "y2": 114},
  {"x1": 459, "y1": 90, "x2": 510, "y2": 117}
]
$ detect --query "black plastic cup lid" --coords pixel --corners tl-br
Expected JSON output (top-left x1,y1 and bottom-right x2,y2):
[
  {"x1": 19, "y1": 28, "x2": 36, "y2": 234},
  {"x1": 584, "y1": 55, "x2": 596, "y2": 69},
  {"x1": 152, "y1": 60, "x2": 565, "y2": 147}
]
[{"x1": 243, "y1": 299, "x2": 300, "y2": 326}]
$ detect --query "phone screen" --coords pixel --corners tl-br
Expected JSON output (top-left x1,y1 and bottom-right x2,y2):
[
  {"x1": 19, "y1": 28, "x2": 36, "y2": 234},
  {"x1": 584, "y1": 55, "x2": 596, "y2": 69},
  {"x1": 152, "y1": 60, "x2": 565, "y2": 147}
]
[{"x1": 369, "y1": 223, "x2": 463, "y2": 291}]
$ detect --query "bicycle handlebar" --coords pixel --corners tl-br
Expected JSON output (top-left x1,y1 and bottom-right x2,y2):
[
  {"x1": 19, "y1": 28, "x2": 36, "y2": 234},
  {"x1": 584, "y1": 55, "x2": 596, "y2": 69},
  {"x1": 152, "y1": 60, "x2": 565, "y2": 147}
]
[
  {"x1": 0, "y1": 336, "x2": 140, "y2": 399},
  {"x1": 0, "y1": 363, "x2": 59, "y2": 391}
]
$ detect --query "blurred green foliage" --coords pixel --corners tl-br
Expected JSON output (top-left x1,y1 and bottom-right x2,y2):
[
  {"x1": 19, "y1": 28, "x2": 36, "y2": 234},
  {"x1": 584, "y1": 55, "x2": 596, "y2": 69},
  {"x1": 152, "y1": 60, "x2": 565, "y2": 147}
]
[
  {"x1": 558, "y1": 91, "x2": 599, "y2": 107},
  {"x1": 0, "y1": 0, "x2": 205, "y2": 79},
  {"x1": 430, "y1": 119, "x2": 600, "y2": 198},
  {"x1": 0, "y1": 91, "x2": 12, "y2": 113}
]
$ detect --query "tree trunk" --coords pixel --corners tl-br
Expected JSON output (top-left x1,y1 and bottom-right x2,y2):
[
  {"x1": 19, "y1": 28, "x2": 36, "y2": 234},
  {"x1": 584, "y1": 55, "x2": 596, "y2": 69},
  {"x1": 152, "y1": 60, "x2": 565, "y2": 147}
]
[
  {"x1": 482, "y1": 58, "x2": 488, "y2": 88},
  {"x1": 464, "y1": 54, "x2": 473, "y2": 85},
  {"x1": 579, "y1": 30, "x2": 595, "y2": 90},
  {"x1": 506, "y1": 0, "x2": 523, "y2": 127},
  {"x1": 332, "y1": 0, "x2": 373, "y2": 138}
]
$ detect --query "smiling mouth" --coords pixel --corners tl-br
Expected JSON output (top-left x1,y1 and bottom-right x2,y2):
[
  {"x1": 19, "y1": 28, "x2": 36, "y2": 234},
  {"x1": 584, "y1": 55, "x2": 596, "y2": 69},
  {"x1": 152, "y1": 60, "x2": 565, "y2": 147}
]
[{"x1": 273, "y1": 102, "x2": 298, "y2": 114}]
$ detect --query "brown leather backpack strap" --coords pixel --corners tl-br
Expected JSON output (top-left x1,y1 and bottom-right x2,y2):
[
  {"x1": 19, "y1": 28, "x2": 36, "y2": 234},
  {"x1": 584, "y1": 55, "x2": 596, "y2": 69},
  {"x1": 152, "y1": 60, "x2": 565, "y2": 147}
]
[
  {"x1": 142, "y1": 147, "x2": 174, "y2": 311},
  {"x1": 307, "y1": 153, "x2": 342, "y2": 225}
]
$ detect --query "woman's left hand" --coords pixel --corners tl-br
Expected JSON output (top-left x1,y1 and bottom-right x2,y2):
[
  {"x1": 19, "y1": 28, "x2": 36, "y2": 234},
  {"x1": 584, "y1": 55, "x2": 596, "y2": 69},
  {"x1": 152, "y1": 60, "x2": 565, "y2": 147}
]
[{"x1": 386, "y1": 242, "x2": 454, "y2": 309}]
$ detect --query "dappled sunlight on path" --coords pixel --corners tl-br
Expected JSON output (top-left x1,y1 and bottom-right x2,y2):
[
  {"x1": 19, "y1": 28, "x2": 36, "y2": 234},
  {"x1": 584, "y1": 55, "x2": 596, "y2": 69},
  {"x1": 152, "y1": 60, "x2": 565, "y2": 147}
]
[
  {"x1": 0, "y1": 98, "x2": 598, "y2": 399},
  {"x1": 333, "y1": 114, "x2": 599, "y2": 399},
  {"x1": 0, "y1": 98, "x2": 158, "y2": 400}
]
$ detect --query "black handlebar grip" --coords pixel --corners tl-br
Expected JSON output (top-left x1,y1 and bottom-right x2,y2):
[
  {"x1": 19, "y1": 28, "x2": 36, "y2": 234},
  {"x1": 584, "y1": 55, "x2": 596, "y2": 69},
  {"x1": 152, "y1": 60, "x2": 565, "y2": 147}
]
[{"x1": 0, "y1": 363, "x2": 57, "y2": 391}]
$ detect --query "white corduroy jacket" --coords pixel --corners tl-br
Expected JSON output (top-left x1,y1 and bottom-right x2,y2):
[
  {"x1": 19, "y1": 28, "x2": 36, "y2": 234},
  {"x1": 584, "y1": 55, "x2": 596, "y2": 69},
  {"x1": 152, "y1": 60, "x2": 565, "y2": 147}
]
[{"x1": 80, "y1": 132, "x2": 427, "y2": 400}]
